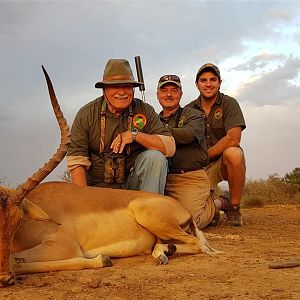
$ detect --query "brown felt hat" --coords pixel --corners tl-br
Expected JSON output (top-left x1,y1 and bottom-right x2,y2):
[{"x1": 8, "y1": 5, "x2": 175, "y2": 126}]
[{"x1": 95, "y1": 59, "x2": 143, "y2": 88}]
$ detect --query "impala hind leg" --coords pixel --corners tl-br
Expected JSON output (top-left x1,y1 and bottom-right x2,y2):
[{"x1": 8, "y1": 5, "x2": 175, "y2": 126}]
[
  {"x1": 152, "y1": 243, "x2": 177, "y2": 265},
  {"x1": 130, "y1": 200, "x2": 220, "y2": 263},
  {"x1": 130, "y1": 204, "x2": 204, "y2": 259},
  {"x1": 152, "y1": 226, "x2": 220, "y2": 265}
]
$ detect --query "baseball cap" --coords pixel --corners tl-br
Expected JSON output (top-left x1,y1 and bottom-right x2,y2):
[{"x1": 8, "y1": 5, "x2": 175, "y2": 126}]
[
  {"x1": 195, "y1": 63, "x2": 221, "y2": 81},
  {"x1": 157, "y1": 75, "x2": 182, "y2": 89}
]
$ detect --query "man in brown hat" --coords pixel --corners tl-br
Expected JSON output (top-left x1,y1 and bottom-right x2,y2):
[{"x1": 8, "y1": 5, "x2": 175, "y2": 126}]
[
  {"x1": 157, "y1": 74, "x2": 216, "y2": 229},
  {"x1": 186, "y1": 63, "x2": 246, "y2": 226},
  {"x1": 67, "y1": 59, "x2": 175, "y2": 194}
]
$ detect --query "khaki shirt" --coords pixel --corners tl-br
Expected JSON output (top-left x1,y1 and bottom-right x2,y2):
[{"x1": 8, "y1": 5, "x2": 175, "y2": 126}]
[
  {"x1": 186, "y1": 92, "x2": 246, "y2": 152},
  {"x1": 68, "y1": 96, "x2": 171, "y2": 186},
  {"x1": 159, "y1": 106, "x2": 208, "y2": 173}
]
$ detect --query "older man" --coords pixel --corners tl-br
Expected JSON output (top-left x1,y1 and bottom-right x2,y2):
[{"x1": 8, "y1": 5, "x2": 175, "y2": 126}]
[
  {"x1": 67, "y1": 59, "x2": 175, "y2": 194},
  {"x1": 186, "y1": 63, "x2": 246, "y2": 226},
  {"x1": 157, "y1": 74, "x2": 216, "y2": 229}
]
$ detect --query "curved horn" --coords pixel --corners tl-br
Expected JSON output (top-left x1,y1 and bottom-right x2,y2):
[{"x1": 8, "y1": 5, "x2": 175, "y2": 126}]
[{"x1": 14, "y1": 66, "x2": 70, "y2": 206}]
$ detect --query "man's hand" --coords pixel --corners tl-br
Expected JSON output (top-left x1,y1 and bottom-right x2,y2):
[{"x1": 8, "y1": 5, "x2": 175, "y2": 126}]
[{"x1": 110, "y1": 131, "x2": 133, "y2": 153}]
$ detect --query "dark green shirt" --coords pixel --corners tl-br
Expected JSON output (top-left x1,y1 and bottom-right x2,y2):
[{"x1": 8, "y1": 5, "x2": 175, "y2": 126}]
[
  {"x1": 186, "y1": 92, "x2": 246, "y2": 151},
  {"x1": 159, "y1": 106, "x2": 208, "y2": 173},
  {"x1": 68, "y1": 96, "x2": 171, "y2": 186}
]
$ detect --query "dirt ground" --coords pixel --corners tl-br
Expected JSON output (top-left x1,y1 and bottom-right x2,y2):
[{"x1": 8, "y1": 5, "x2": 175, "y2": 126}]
[{"x1": 1, "y1": 204, "x2": 299, "y2": 300}]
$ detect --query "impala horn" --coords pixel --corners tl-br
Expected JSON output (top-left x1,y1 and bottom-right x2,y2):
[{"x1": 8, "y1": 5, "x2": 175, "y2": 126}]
[{"x1": 14, "y1": 66, "x2": 70, "y2": 206}]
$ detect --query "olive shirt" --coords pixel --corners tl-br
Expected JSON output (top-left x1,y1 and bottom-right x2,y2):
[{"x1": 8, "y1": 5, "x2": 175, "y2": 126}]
[
  {"x1": 186, "y1": 92, "x2": 246, "y2": 160},
  {"x1": 159, "y1": 106, "x2": 208, "y2": 173},
  {"x1": 68, "y1": 96, "x2": 172, "y2": 187}
]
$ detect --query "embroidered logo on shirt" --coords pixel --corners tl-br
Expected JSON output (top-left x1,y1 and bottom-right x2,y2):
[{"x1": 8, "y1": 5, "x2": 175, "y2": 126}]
[
  {"x1": 133, "y1": 114, "x2": 147, "y2": 129},
  {"x1": 214, "y1": 108, "x2": 223, "y2": 120},
  {"x1": 178, "y1": 116, "x2": 186, "y2": 128}
]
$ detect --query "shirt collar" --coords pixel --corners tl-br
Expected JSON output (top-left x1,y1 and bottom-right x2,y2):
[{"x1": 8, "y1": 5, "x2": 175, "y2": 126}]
[
  {"x1": 196, "y1": 92, "x2": 222, "y2": 108},
  {"x1": 159, "y1": 106, "x2": 181, "y2": 120}
]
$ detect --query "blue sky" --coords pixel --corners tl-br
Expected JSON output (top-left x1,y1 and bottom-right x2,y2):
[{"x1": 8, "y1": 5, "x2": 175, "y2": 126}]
[{"x1": 1, "y1": 0, "x2": 300, "y2": 186}]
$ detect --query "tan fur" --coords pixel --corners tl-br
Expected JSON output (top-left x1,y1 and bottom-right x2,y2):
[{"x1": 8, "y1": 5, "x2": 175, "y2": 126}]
[{"x1": 11, "y1": 181, "x2": 217, "y2": 276}]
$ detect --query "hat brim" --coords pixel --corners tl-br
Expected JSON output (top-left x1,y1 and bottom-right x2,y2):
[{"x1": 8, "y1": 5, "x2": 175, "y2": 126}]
[{"x1": 95, "y1": 80, "x2": 143, "y2": 89}]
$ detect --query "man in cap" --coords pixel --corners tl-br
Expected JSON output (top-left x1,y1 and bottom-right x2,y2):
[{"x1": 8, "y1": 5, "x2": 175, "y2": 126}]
[
  {"x1": 157, "y1": 74, "x2": 216, "y2": 229},
  {"x1": 67, "y1": 59, "x2": 175, "y2": 194},
  {"x1": 186, "y1": 63, "x2": 246, "y2": 226}
]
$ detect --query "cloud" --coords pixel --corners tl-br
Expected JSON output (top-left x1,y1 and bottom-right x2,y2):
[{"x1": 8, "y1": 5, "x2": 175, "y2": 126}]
[
  {"x1": 0, "y1": 107, "x2": 17, "y2": 123},
  {"x1": 237, "y1": 56, "x2": 300, "y2": 105},
  {"x1": 241, "y1": 102, "x2": 300, "y2": 179},
  {"x1": 135, "y1": 33, "x2": 152, "y2": 48},
  {"x1": 267, "y1": 9, "x2": 294, "y2": 22},
  {"x1": 231, "y1": 53, "x2": 286, "y2": 72},
  {"x1": 1, "y1": 1, "x2": 300, "y2": 184}
]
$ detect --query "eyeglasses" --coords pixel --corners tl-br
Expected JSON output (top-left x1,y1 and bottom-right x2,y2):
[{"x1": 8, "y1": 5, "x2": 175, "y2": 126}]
[{"x1": 158, "y1": 75, "x2": 181, "y2": 83}]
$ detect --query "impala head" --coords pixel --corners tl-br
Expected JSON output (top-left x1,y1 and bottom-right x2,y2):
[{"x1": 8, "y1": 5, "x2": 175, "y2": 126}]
[{"x1": 0, "y1": 66, "x2": 70, "y2": 286}]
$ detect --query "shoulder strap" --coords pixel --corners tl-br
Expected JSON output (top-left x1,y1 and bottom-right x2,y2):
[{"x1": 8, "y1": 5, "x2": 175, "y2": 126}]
[
  {"x1": 99, "y1": 99, "x2": 106, "y2": 154},
  {"x1": 99, "y1": 99, "x2": 133, "y2": 155}
]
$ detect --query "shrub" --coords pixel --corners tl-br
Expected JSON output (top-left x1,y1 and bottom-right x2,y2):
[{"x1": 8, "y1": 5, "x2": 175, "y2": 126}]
[{"x1": 242, "y1": 170, "x2": 300, "y2": 207}]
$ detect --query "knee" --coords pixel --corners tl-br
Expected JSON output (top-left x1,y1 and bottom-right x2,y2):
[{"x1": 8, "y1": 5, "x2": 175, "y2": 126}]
[
  {"x1": 135, "y1": 150, "x2": 168, "y2": 174},
  {"x1": 140, "y1": 150, "x2": 167, "y2": 166},
  {"x1": 222, "y1": 147, "x2": 245, "y2": 167}
]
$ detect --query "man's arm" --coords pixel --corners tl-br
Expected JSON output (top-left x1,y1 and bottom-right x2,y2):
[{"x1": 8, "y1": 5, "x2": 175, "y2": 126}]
[
  {"x1": 208, "y1": 126, "x2": 242, "y2": 159},
  {"x1": 171, "y1": 113, "x2": 205, "y2": 144},
  {"x1": 111, "y1": 131, "x2": 174, "y2": 156},
  {"x1": 70, "y1": 165, "x2": 87, "y2": 187}
]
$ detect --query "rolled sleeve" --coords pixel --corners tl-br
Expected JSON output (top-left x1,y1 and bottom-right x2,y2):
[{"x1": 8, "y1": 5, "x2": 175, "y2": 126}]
[
  {"x1": 67, "y1": 155, "x2": 91, "y2": 171},
  {"x1": 157, "y1": 135, "x2": 176, "y2": 157}
]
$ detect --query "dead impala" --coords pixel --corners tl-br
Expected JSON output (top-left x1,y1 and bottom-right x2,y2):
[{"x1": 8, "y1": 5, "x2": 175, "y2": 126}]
[{"x1": 0, "y1": 67, "x2": 218, "y2": 287}]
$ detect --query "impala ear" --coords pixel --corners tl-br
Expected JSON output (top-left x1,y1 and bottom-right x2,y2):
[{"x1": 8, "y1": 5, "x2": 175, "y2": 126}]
[{"x1": 21, "y1": 199, "x2": 51, "y2": 222}]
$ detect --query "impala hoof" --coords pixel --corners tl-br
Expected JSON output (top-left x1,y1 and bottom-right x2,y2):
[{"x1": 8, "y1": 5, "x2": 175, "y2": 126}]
[
  {"x1": 153, "y1": 253, "x2": 168, "y2": 265},
  {"x1": 102, "y1": 255, "x2": 113, "y2": 267},
  {"x1": 164, "y1": 243, "x2": 177, "y2": 256},
  {"x1": 0, "y1": 272, "x2": 15, "y2": 287}
]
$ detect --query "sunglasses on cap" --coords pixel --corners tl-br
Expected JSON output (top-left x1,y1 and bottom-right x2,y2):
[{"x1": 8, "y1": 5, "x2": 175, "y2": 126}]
[{"x1": 158, "y1": 75, "x2": 181, "y2": 83}]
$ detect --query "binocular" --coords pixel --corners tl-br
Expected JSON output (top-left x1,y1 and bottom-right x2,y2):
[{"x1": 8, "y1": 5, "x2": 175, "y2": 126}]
[{"x1": 104, "y1": 154, "x2": 126, "y2": 184}]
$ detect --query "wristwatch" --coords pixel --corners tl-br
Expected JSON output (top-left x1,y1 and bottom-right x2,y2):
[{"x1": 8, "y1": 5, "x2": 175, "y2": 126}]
[{"x1": 131, "y1": 128, "x2": 139, "y2": 142}]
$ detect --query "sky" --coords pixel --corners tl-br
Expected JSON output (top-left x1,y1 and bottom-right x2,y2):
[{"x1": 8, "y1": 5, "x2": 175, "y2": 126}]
[{"x1": 1, "y1": 0, "x2": 300, "y2": 187}]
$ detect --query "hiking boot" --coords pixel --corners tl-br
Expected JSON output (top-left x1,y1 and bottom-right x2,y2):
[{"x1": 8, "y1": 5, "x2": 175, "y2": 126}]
[
  {"x1": 208, "y1": 209, "x2": 221, "y2": 227},
  {"x1": 226, "y1": 205, "x2": 243, "y2": 226},
  {"x1": 219, "y1": 191, "x2": 230, "y2": 213}
]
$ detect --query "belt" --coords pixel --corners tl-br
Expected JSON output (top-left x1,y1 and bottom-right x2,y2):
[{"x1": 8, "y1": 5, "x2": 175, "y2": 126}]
[{"x1": 169, "y1": 167, "x2": 203, "y2": 174}]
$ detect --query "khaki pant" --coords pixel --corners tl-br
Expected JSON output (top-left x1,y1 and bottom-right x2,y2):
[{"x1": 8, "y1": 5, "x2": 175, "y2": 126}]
[
  {"x1": 205, "y1": 158, "x2": 225, "y2": 198},
  {"x1": 165, "y1": 169, "x2": 216, "y2": 229}
]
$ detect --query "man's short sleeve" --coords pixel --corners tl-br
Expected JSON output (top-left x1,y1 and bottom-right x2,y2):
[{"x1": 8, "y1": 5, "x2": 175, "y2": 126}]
[{"x1": 223, "y1": 96, "x2": 246, "y2": 132}]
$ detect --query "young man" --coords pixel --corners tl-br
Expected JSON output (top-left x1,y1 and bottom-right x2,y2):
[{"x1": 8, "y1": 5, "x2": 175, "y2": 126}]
[
  {"x1": 157, "y1": 74, "x2": 216, "y2": 229},
  {"x1": 186, "y1": 63, "x2": 246, "y2": 226},
  {"x1": 67, "y1": 59, "x2": 175, "y2": 194}
]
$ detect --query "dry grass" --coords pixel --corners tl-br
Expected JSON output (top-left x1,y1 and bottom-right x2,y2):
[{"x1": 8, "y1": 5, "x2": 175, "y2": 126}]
[{"x1": 242, "y1": 174, "x2": 300, "y2": 207}]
